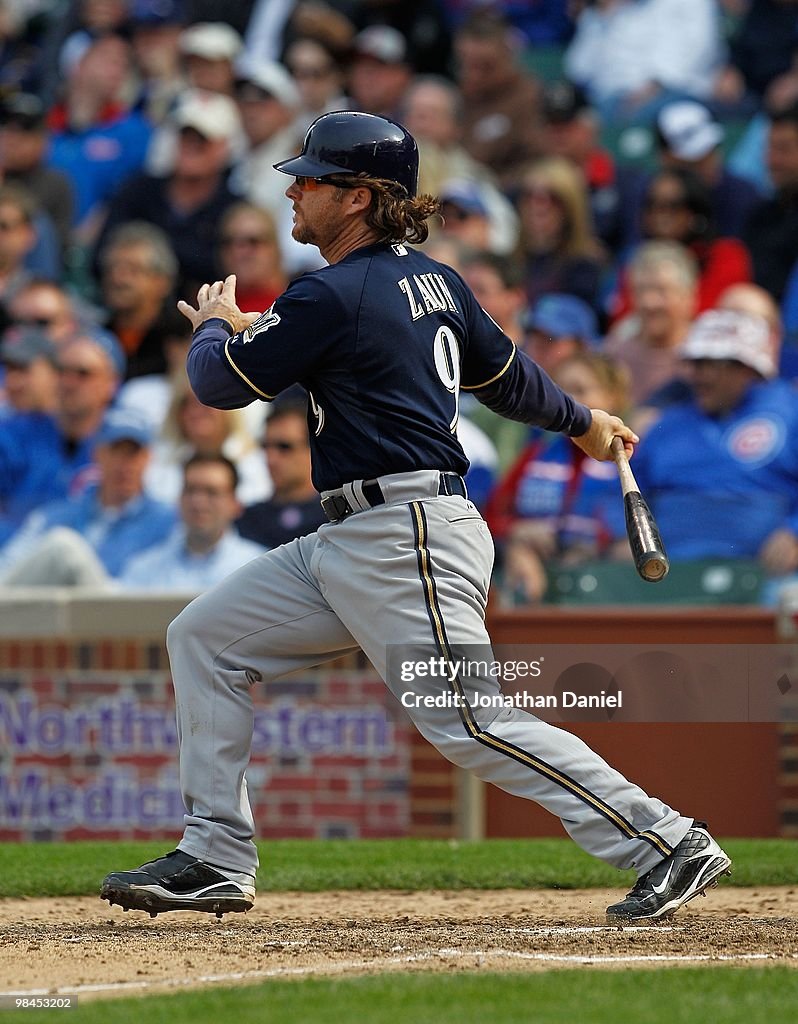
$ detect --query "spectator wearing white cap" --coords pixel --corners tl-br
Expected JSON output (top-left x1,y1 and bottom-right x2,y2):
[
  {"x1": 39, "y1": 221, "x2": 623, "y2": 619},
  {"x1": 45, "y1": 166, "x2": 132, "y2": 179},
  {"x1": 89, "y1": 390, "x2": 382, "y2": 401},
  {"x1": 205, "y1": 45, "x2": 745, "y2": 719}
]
[
  {"x1": 230, "y1": 59, "x2": 301, "y2": 212},
  {"x1": 609, "y1": 308, "x2": 798, "y2": 579},
  {"x1": 96, "y1": 89, "x2": 243, "y2": 301},
  {"x1": 145, "y1": 21, "x2": 248, "y2": 175},
  {"x1": 228, "y1": 59, "x2": 317, "y2": 276},
  {"x1": 348, "y1": 25, "x2": 413, "y2": 121},
  {"x1": 654, "y1": 100, "x2": 761, "y2": 240},
  {"x1": 179, "y1": 22, "x2": 243, "y2": 97}
]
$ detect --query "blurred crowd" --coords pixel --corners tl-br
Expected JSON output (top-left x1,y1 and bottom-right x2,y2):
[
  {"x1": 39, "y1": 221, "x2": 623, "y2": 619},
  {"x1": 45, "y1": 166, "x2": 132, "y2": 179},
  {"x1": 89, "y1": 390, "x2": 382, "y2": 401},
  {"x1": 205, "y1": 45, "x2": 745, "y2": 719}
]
[{"x1": 2, "y1": 0, "x2": 798, "y2": 606}]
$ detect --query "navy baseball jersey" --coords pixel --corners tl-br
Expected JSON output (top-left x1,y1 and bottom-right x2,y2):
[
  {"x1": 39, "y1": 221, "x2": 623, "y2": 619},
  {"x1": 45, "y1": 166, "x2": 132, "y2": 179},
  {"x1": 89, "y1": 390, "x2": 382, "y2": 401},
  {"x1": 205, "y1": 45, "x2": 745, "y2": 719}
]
[{"x1": 187, "y1": 242, "x2": 591, "y2": 491}]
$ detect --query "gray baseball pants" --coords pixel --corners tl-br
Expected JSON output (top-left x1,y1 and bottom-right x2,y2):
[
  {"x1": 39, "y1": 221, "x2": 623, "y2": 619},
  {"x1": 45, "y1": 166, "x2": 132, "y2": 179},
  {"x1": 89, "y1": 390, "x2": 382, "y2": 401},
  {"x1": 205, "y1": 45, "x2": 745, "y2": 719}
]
[{"x1": 167, "y1": 470, "x2": 691, "y2": 878}]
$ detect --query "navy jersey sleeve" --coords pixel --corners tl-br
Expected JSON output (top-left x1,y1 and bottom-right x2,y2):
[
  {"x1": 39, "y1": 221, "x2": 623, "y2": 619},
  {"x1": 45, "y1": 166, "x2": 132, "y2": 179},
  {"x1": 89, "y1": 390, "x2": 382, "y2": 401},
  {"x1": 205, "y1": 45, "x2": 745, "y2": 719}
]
[
  {"x1": 456, "y1": 284, "x2": 592, "y2": 437},
  {"x1": 186, "y1": 275, "x2": 345, "y2": 408}
]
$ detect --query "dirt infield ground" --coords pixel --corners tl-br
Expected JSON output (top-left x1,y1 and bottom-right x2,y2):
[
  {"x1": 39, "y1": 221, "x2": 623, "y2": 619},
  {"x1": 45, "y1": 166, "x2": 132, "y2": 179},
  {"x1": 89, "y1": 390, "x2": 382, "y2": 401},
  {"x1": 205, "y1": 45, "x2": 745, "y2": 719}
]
[{"x1": 2, "y1": 888, "x2": 797, "y2": 1001}]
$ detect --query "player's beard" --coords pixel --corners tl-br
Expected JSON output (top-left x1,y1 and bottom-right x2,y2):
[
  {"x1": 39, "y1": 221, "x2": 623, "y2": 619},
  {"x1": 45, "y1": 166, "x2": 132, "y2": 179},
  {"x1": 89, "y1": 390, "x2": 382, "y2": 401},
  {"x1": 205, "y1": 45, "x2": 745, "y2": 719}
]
[
  {"x1": 292, "y1": 194, "x2": 343, "y2": 249},
  {"x1": 292, "y1": 220, "x2": 316, "y2": 246}
]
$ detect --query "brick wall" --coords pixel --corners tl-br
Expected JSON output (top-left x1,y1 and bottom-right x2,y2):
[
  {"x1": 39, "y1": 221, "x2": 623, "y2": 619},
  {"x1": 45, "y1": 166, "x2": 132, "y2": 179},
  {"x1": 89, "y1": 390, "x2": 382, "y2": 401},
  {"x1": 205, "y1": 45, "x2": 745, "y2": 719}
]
[
  {"x1": 0, "y1": 637, "x2": 423, "y2": 841},
  {"x1": 780, "y1": 723, "x2": 798, "y2": 838}
]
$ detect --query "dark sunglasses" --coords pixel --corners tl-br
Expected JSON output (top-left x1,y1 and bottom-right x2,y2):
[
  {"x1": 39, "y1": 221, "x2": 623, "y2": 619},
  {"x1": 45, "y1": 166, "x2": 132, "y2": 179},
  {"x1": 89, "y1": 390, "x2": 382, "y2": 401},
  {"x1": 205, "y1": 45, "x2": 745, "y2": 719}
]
[
  {"x1": 521, "y1": 186, "x2": 561, "y2": 203},
  {"x1": 261, "y1": 439, "x2": 305, "y2": 452},
  {"x1": 441, "y1": 203, "x2": 475, "y2": 223},
  {"x1": 13, "y1": 316, "x2": 56, "y2": 328},
  {"x1": 289, "y1": 65, "x2": 335, "y2": 80},
  {"x1": 0, "y1": 116, "x2": 42, "y2": 131},
  {"x1": 293, "y1": 175, "x2": 358, "y2": 191},
  {"x1": 220, "y1": 234, "x2": 274, "y2": 248},
  {"x1": 644, "y1": 197, "x2": 688, "y2": 212},
  {"x1": 57, "y1": 364, "x2": 99, "y2": 378}
]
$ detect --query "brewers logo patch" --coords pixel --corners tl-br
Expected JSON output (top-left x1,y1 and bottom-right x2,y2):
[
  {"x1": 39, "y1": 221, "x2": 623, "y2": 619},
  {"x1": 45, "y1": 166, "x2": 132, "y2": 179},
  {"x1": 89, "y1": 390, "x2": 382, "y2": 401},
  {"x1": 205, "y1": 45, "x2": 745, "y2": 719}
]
[
  {"x1": 242, "y1": 305, "x2": 281, "y2": 344},
  {"x1": 725, "y1": 416, "x2": 785, "y2": 466}
]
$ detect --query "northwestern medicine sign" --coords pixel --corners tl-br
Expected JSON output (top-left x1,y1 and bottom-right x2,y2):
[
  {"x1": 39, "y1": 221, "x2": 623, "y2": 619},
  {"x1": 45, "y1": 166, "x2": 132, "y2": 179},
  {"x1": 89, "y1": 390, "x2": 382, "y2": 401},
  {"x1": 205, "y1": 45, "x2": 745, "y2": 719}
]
[{"x1": 0, "y1": 671, "x2": 401, "y2": 839}]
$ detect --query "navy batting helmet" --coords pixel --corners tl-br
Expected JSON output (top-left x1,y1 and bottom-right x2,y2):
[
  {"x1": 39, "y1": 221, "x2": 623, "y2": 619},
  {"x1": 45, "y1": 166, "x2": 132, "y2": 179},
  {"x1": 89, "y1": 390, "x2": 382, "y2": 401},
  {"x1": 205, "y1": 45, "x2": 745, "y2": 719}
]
[{"x1": 273, "y1": 110, "x2": 419, "y2": 197}]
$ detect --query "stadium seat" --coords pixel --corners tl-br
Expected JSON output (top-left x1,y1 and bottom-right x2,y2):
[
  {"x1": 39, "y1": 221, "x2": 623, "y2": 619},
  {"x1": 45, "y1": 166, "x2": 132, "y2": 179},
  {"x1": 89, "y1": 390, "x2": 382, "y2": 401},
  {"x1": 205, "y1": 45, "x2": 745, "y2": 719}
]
[
  {"x1": 520, "y1": 45, "x2": 567, "y2": 82},
  {"x1": 543, "y1": 559, "x2": 765, "y2": 605}
]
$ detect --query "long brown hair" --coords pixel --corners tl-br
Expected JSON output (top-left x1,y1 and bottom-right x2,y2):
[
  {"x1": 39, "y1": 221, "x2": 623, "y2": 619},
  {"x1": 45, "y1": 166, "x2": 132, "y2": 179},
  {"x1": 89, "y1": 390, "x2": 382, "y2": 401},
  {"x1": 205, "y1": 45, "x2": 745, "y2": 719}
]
[
  {"x1": 518, "y1": 157, "x2": 603, "y2": 261},
  {"x1": 329, "y1": 174, "x2": 440, "y2": 244}
]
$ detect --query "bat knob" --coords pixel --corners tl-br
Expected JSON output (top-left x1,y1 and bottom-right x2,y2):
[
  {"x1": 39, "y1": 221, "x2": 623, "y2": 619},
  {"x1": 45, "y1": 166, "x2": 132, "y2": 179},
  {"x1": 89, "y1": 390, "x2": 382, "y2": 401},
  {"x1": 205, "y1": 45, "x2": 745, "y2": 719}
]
[{"x1": 641, "y1": 556, "x2": 669, "y2": 582}]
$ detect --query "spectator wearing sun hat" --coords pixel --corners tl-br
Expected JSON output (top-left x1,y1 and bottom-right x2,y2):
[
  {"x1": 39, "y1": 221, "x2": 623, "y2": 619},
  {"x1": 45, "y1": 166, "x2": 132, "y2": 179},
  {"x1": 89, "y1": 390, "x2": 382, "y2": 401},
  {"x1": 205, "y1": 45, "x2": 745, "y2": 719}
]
[
  {"x1": 96, "y1": 88, "x2": 243, "y2": 300},
  {"x1": 654, "y1": 100, "x2": 761, "y2": 240},
  {"x1": 611, "y1": 308, "x2": 798, "y2": 571}
]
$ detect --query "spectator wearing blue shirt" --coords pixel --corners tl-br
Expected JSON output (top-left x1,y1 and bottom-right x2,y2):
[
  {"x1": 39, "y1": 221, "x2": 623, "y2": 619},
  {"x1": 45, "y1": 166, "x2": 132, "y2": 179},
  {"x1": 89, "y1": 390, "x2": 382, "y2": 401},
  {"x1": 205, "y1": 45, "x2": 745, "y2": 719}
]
[
  {"x1": 0, "y1": 324, "x2": 126, "y2": 545},
  {"x1": 0, "y1": 408, "x2": 176, "y2": 585},
  {"x1": 47, "y1": 34, "x2": 153, "y2": 235},
  {"x1": 122, "y1": 453, "x2": 265, "y2": 591},
  {"x1": 613, "y1": 309, "x2": 798, "y2": 574}
]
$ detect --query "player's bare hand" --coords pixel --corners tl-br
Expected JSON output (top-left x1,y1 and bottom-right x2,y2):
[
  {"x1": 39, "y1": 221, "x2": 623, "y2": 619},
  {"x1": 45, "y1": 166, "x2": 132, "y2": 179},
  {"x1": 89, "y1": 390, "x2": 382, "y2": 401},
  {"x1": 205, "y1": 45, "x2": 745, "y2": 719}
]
[
  {"x1": 571, "y1": 409, "x2": 638, "y2": 462},
  {"x1": 177, "y1": 275, "x2": 261, "y2": 334}
]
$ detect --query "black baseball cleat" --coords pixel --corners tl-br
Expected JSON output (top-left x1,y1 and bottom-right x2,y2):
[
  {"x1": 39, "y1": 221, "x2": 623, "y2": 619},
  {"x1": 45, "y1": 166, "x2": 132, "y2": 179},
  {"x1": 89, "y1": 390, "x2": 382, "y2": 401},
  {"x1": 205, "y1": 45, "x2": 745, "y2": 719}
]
[
  {"x1": 606, "y1": 822, "x2": 732, "y2": 924},
  {"x1": 100, "y1": 849, "x2": 255, "y2": 919}
]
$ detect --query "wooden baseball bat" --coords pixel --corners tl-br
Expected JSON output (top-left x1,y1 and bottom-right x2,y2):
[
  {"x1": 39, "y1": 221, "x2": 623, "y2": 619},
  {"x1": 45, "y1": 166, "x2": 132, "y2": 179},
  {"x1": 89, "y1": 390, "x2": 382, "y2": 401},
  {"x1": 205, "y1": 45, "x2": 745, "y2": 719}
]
[{"x1": 610, "y1": 436, "x2": 669, "y2": 583}]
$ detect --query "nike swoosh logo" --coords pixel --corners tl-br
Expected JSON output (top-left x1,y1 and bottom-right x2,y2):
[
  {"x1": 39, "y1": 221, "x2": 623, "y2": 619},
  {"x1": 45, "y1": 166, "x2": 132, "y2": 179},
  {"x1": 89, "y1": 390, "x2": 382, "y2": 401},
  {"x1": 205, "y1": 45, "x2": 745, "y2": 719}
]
[{"x1": 651, "y1": 860, "x2": 677, "y2": 895}]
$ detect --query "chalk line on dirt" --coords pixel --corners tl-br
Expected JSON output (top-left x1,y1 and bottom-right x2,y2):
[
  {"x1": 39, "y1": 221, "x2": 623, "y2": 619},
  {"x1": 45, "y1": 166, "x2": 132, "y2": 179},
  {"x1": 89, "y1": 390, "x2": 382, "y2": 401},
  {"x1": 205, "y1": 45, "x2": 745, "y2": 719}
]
[{"x1": 0, "y1": 948, "x2": 785, "y2": 1000}]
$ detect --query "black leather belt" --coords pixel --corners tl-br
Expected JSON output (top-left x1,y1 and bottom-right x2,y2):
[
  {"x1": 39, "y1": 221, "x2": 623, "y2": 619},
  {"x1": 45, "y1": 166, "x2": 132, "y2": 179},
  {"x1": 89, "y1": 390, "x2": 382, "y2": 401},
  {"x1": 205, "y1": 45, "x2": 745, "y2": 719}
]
[{"x1": 320, "y1": 472, "x2": 467, "y2": 523}]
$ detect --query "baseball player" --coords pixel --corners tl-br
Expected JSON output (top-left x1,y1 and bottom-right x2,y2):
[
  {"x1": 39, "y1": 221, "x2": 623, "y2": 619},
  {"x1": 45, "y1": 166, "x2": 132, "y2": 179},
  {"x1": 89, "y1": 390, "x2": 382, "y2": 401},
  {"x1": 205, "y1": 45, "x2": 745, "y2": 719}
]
[{"x1": 101, "y1": 112, "x2": 730, "y2": 923}]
